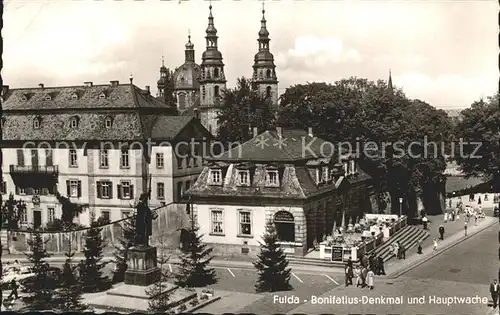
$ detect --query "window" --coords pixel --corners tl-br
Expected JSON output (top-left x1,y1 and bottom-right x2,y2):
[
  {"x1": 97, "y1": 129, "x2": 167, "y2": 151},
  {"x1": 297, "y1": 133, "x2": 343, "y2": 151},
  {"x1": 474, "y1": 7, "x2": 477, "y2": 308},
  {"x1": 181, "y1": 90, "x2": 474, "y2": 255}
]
[
  {"x1": 31, "y1": 149, "x2": 39, "y2": 166},
  {"x1": 214, "y1": 86, "x2": 219, "y2": 97},
  {"x1": 209, "y1": 169, "x2": 222, "y2": 185},
  {"x1": 105, "y1": 117, "x2": 113, "y2": 128},
  {"x1": 156, "y1": 153, "x2": 164, "y2": 169},
  {"x1": 47, "y1": 207, "x2": 55, "y2": 222},
  {"x1": 33, "y1": 188, "x2": 40, "y2": 195},
  {"x1": 44, "y1": 94, "x2": 52, "y2": 101},
  {"x1": 67, "y1": 180, "x2": 81, "y2": 198},
  {"x1": 344, "y1": 162, "x2": 349, "y2": 175},
  {"x1": 17, "y1": 187, "x2": 26, "y2": 195},
  {"x1": 214, "y1": 68, "x2": 219, "y2": 78},
  {"x1": 69, "y1": 149, "x2": 78, "y2": 167},
  {"x1": 177, "y1": 156, "x2": 183, "y2": 169},
  {"x1": 120, "y1": 149, "x2": 129, "y2": 168},
  {"x1": 70, "y1": 117, "x2": 79, "y2": 128},
  {"x1": 329, "y1": 168, "x2": 336, "y2": 180},
  {"x1": 20, "y1": 208, "x2": 27, "y2": 224},
  {"x1": 210, "y1": 209, "x2": 224, "y2": 235},
  {"x1": 97, "y1": 181, "x2": 112, "y2": 199},
  {"x1": 177, "y1": 182, "x2": 184, "y2": 200},
  {"x1": 1, "y1": 181, "x2": 6, "y2": 194},
  {"x1": 266, "y1": 86, "x2": 272, "y2": 98},
  {"x1": 322, "y1": 167, "x2": 329, "y2": 182},
  {"x1": 178, "y1": 93, "x2": 186, "y2": 110},
  {"x1": 316, "y1": 169, "x2": 324, "y2": 184},
  {"x1": 118, "y1": 181, "x2": 133, "y2": 199},
  {"x1": 33, "y1": 117, "x2": 41, "y2": 129},
  {"x1": 238, "y1": 211, "x2": 252, "y2": 236},
  {"x1": 350, "y1": 160, "x2": 357, "y2": 174},
  {"x1": 237, "y1": 170, "x2": 250, "y2": 186},
  {"x1": 157, "y1": 182, "x2": 165, "y2": 199},
  {"x1": 71, "y1": 93, "x2": 78, "y2": 100},
  {"x1": 101, "y1": 210, "x2": 110, "y2": 222},
  {"x1": 266, "y1": 69, "x2": 272, "y2": 78},
  {"x1": 202, "y1": 86, "x2": 206, "y2": 99},
  {"x1": 121, "y1": 210, "x2": 131, "y2": 219},
  {"x1": 45, "y1": 149, "x2": 53, "y2": 166},
  {"x1": 16, "y1": 149, "x2": 25, "y2": 166},
  {"x1": 265, "y1": 170, "x2": 279, "y2": 186},
  {"x1": 99, "y1": 92, "x2": 106, "y2": 99},
  {"x1": 21, "y1": 94, "x2": 27, "y2": 101},
  {"x1": 99, "y1": 149, "x2": 109, "y2": 168}
]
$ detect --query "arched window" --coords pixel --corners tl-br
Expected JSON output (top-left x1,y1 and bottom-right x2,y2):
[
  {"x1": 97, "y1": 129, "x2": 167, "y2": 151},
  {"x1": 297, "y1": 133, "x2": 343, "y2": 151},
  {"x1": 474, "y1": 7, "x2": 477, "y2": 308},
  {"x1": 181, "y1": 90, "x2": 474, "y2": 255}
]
[
  {"x1": 178, "y1": 93, "x2": 187, "y2": 110},
  {"x1": 214, "y1": 68, "x2": 219, "y2": 78},
  {"x1": 70, "y1": 116, "x2": 79, "y2": 128},
  {"x1": 274, "y1": 210, "x2": 295, "y2": 242},
  {"x1": 214, "y1": 86, "x2": 220, "y2": 97},
  {"x1": 105, "y1": 116, "x2": 113, "y2": 128},
  {"x1": 266, "y1": 69, "x2": 272, "y2": 78},
  {"x1": 266, "y1": 86, "x2": 272, "y2": 98}
]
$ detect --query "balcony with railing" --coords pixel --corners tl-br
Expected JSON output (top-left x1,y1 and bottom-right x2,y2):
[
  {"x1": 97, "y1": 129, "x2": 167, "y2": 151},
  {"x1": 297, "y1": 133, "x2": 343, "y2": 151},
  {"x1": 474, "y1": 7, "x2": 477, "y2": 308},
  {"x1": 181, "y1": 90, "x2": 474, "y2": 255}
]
[{"x1": 9, "y1": 165, "x2": 59, "y2": 176}]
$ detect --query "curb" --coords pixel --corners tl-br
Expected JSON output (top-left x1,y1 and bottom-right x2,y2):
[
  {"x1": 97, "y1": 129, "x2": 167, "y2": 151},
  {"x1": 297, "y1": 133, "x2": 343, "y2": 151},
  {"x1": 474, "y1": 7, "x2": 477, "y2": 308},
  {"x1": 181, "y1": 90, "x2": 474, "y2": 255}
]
[{"x1": 387, "y1": 218, "x2": 497, "y2": 279}]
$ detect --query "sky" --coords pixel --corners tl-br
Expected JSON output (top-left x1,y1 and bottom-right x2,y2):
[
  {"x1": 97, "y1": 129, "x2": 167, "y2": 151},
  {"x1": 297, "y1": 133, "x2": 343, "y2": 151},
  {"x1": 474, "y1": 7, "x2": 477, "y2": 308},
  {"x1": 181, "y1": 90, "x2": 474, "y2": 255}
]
[{"x1": 3, "y1": 0, "x2": 498, "y2": 109}]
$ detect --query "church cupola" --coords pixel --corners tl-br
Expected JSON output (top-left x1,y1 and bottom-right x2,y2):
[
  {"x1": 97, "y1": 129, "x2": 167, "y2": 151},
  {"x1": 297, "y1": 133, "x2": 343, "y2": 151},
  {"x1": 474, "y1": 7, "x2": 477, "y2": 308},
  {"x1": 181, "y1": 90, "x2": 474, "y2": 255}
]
[
  {"x1": 185, "y1": 34, "x2": 195, "y2": 63},
  {"x1": 252, "y1": 2, "x2": 278, "y2": 106}
]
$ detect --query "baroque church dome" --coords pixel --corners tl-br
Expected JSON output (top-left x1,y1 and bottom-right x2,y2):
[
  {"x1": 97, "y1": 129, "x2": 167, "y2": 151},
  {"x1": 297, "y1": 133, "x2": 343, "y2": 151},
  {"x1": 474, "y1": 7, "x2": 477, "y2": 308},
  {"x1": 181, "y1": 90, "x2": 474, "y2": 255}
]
[{"x1": 173, "y1": 35, "x2": 201, "y2": 91}]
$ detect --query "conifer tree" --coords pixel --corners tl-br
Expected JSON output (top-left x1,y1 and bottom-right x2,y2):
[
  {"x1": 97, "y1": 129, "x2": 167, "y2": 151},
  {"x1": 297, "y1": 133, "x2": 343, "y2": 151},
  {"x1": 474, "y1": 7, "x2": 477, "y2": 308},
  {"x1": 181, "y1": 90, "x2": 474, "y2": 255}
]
[
  {"x1": 23, "y1": 232, "x2": 53, "y2": 310},
  {"x1": 79, "y1": 214, "x2": 110, "y2": 292},
  {"x1": 253, "y1": 219, "x2": 292, "y2": 292},
  {"x1": 174, "y1": 204, "x2": 216, "y2": 287},
  {"x1": 54, "y1": 239, "x2": 85, "y2": 312},
  {"x1": 146, "y1": 236, "x2": 172, "y2": 312},
  {"x1": 112, "y1": 214, "x2": 136, "y2": 283}
]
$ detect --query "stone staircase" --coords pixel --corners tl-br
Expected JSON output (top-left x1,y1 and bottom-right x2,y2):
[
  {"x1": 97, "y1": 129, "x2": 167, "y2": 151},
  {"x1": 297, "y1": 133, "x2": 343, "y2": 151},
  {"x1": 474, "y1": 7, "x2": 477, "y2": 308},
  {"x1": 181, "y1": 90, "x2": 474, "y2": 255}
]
[
  {"x1": 371, "y1": 225, "x2": 429, "y2": 262},
  {"x1": 287, "y1": 254, "x2": 346, "y2": 268}
]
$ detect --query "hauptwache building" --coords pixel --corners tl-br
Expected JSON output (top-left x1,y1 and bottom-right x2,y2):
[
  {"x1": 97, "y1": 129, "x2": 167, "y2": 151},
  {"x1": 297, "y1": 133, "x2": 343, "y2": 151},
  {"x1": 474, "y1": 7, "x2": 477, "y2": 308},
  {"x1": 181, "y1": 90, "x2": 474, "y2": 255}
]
[
  {"x1": 0, "y1": 79, "x2": 213, "y2": 229},
  {"x1": 156, "y1": 4, "x2": 279, "y2": 136}
]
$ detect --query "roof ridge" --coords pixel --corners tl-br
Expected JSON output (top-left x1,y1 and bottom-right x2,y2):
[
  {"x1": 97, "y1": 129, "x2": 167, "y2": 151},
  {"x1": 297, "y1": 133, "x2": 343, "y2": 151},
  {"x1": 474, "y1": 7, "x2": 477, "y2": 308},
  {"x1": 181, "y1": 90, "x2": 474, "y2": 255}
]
[{"x1": 6, "y1": 83, "x2": 136, "y2": 90}]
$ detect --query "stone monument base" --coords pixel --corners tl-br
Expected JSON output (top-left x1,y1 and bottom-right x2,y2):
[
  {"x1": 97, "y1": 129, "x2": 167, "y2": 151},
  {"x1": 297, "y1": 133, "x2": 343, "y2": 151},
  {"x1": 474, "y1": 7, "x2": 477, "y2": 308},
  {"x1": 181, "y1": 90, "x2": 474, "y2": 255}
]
[{"x1": 124, "y1": 245, "x2": 160, "y2": 286}]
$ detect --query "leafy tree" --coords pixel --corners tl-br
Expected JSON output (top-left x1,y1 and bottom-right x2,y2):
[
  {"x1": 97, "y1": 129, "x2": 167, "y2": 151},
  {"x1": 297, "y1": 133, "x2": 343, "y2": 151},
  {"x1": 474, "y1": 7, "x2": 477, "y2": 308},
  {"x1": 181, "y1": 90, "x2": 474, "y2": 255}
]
[
  {"x1": 44, "y1": 218, "x2": 85, "y2": 232},
  {"x1": 54, "y1": 240, "x2": 85, "y2": 312},
  {"x1": 22, "y1": 232, "x2": 53, "y2": 310},
  {"x1": 55, "y1": 192, "x2": 85, "y2": 228},
  {"x1": 454, "y1": 93, "x2": 500, "y2": 190},
  {"x1": 1, "y1": 193, "x2": 26, "y2": 229},
  {"x1": 174, "y1": 206, "x2": 216, "y2": 287},
  {"x1": 112, "y1": 214, "x2": 136, "y2": 283},
  {"x1": 79, "y1": 215, "x2": 110, "y2": 293},
  {"x1": 253, "y1": 219, "x2": 292, "y2": 292},
  {"x1": 146, "y1": 235, "x2": 172, "y2": 312},
  {"x1": 217, "y1": 77, "x2": 277, "y2": 143}
]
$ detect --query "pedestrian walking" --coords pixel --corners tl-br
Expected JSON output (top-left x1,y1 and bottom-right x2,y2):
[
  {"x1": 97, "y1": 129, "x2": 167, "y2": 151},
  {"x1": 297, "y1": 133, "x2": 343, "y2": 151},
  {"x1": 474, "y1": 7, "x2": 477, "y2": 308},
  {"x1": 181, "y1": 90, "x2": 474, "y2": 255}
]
[
  {"x1": 464, "y1": 221, "x2": 468, "y2": 236},
  {"x1": 448, "y1": 198, "x2": 452, "y2": 208},
  {"x1": 417, "y1": 240, "x2": 423, "y2": 254},
  {"x1": 490, "y1": 279, "x2": 499, "y2": 308},
  {"x1": 361, "y1": 254, "x2": 369, "y2": 268},
  {"x1": 438, "y1": 225, "x2": 445, "y2": 240},
  {"x1": 354, "y1": 266, "x2": 362, "y2": 287},
  {"x1": 400, "y1": 244, "x2": 406, "y2": 259},
  {"x1": 361, "y1": 267, "x2": 368, "y2": 288},
  {"x1": 368, "y1": 254, "x2": 375, "y2": 272},
  {"x1": 433, "y1": 238, "x2": 438, "y2": 251},
  {"x1": 7, "y1": 278, "x2": 19, "y2": 300},
  {"x1": 345, "y1": 265, "x2": 353, "y2": 287},
  {"x1": 392, "y1": 242, "x2": 399, "y2": 259},
  {"x1": 347, "y1": 256, "x2": 353, "y2": 268},
  {"x1": 366, "y1": 270, "x2": 375, "y2": 290},
  {"x1": 422, "y1": 216, "x2": 428, "y2": 230},
  {"x1": 377, "y1": 256, "x2": 386, "y2": 275}
]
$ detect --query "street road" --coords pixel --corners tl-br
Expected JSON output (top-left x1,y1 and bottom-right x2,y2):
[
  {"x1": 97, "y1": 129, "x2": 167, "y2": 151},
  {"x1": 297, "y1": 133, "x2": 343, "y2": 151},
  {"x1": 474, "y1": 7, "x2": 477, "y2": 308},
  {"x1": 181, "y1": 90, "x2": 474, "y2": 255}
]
[{"x1": 288, "y1": 223, "x2": 498, "y2": 315}]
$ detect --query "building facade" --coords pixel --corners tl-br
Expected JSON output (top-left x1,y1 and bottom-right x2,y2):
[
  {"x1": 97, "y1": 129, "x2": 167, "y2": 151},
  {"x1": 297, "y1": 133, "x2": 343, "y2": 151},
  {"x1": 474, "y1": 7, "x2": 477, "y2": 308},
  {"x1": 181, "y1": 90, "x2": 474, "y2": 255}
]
[
  {"x1": 185, "y1": 128, "x2": 374, "y2": 256},
  {"x1": 1, "y1": 81, "x2": 212, "y2": 229},
  {"x1": 157, "y1": 4, "x2": 279, "y2": 136}
]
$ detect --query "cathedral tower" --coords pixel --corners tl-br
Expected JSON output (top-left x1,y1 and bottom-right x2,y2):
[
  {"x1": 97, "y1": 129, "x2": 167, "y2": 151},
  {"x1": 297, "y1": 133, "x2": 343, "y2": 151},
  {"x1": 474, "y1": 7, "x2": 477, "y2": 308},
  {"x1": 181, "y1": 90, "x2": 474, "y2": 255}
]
[
  {"x1": 199, "y1": 4, "x2": 227, "y2": 136},
  {"x1": 252, "y1": 3, "x2": 278, "y2": 106}
]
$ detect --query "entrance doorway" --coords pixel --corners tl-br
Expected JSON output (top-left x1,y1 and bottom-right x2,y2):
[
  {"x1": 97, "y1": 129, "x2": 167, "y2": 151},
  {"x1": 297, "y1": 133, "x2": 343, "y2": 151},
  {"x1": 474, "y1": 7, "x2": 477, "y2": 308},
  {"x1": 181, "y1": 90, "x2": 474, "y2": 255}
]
[
  {"x1": 274, "y1": 211, "x2": 295, "y2": 242},
  {"x1": 33, "y1": 210, "x2": 42, "y2": 229}
]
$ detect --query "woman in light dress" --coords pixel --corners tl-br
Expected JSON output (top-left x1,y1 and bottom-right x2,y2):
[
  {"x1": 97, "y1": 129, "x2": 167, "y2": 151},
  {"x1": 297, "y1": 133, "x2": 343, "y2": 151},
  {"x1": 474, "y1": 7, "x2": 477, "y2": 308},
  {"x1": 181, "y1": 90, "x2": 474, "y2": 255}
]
[
  {"x1": 392, "y1": 242, "x2": 399, "y2": 259},
  {"x1": 354, "y1": 266, "x2": 362, "y2": 287},
  {"x1": 433, "y1": 238, "x2": 438, "y2": 250},
  {"x1": 366, "y1": 269, "x2": 375, "y2": 290}
]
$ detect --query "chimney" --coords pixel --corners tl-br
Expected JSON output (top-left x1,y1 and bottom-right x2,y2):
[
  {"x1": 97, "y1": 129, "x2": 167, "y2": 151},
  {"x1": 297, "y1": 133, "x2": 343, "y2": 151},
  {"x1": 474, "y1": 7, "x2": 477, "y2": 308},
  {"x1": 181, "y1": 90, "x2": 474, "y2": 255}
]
[
  {"x1": 308, "y1": 127, "x2": 313, "y2": 137},
  {"x1": 253, "y1": 127, "x2": 258, "y2": 138},
  {"x1": 110, "y1": 80, "x2": 119, "y2": 87},
  {"x1": 1, "y1": 85, "x2": 9, "y2": 97},
  {"x1": 38, "y1": 83, "x2": 44, "y2": 89},
  {"x1": 129, "y1": 74, "x2": 134, "y2": 84},
  {"x1": 276, "y1": 127, "x2": 282, "y2": 138},
  {"x1": 145, "y1": 86, "x2": 150, "y2": 94},
  {"x1": 84, "y1": 81, "x2": 93, "y2": 87}
]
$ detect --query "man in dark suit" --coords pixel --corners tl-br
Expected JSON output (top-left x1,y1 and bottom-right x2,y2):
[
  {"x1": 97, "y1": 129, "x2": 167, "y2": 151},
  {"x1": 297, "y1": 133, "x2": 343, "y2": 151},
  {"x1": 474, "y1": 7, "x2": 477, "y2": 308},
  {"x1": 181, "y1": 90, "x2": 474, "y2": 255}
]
[{"x1": 490, "y1": 279, "x2": 499, "y2": 308}]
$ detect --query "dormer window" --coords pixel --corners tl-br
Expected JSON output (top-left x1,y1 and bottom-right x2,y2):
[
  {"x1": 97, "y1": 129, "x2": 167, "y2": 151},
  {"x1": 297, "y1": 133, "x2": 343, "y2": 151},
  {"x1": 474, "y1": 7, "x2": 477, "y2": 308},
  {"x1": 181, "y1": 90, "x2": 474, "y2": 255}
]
[
  {"x1": 322, "y1": 166, "x2": 329, "y2": 182},
  {"x1": 33, "y1": 117, "x2": 41, "y2": 129},
  {"x1": 316, "y1": 168, "x2": 325, "y2": 184},
  {"x1": 329, "y1": 168, "x2": 336, "y2": 180},
  {"x1": 265, "y1": 170, "x2": 279, "y2": 187},
  {"x1": 105, "y1": 117, "x2": 113, "y2": 128},
  {"x1": 237, "y1": 170, "x2": 250, "y2": 186},
  {"x1": 209, "y1": 169, "x2": 222, "y2": 185},
  {"x1": 44, "y1": 94, "x2": 52, "y2": 101},
  {"x1": 71, "y1": 93, "x2": 78, "y2": 100},
  {"x1": 350, "y1": 160, "x2": 357, "y2": 174},
  {"x1": 20, "y1": 94, "x2": 27, "y2": 101},
  {"x1": 344, "y1": 162, "x2": 349, "y2": 175},
  {"x1": 70, "y1": 116, "x2": 79, "y2": 128},
  {"x1": 99, "y1": 92, "x2": 106, "y2": 99}
]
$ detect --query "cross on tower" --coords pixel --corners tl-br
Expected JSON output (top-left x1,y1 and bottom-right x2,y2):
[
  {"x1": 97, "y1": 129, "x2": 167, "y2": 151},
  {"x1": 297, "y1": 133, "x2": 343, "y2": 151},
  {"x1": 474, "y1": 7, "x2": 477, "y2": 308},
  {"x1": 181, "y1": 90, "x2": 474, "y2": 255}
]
[
  {"x1": 261, "y1": 0, "x2": 265, "y2": 12},
  {"x1": 161, "y1": 55, "x2": 164, "y2": 67}
]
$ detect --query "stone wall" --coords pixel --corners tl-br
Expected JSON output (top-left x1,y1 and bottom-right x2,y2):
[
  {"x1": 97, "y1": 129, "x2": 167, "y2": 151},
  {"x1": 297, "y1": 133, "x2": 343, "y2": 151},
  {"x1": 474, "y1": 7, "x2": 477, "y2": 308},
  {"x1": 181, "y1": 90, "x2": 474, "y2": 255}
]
[{"x1": 5, "y1": 203, "x2": 191, "y2": 254}]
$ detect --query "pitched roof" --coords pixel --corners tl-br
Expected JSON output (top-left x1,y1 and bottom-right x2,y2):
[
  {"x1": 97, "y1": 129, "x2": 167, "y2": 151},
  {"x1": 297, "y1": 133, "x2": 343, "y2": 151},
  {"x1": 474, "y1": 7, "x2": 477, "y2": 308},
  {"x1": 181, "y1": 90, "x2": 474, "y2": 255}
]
[
  {"x1": 212, "y1": 129, "x2": 338, "y2": 162},
  {"x1": 3, "y1": 83, "x2": 175, "y2": 111}
]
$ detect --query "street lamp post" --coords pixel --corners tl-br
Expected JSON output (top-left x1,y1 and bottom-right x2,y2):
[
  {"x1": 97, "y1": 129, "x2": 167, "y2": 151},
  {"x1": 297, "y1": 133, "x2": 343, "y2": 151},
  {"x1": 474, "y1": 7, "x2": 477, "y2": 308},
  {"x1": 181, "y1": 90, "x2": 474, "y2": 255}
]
[{"x1": 399, "y1": 198, "x2": 403, "y2": 218}]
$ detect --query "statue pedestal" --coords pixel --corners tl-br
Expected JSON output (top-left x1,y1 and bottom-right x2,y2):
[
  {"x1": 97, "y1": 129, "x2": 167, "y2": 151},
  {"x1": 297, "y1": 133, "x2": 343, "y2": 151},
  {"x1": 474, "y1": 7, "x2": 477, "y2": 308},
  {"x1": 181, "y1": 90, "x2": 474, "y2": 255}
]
[{"x1": 124, "y1": 245, "x2": 160, "y2": 286}]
